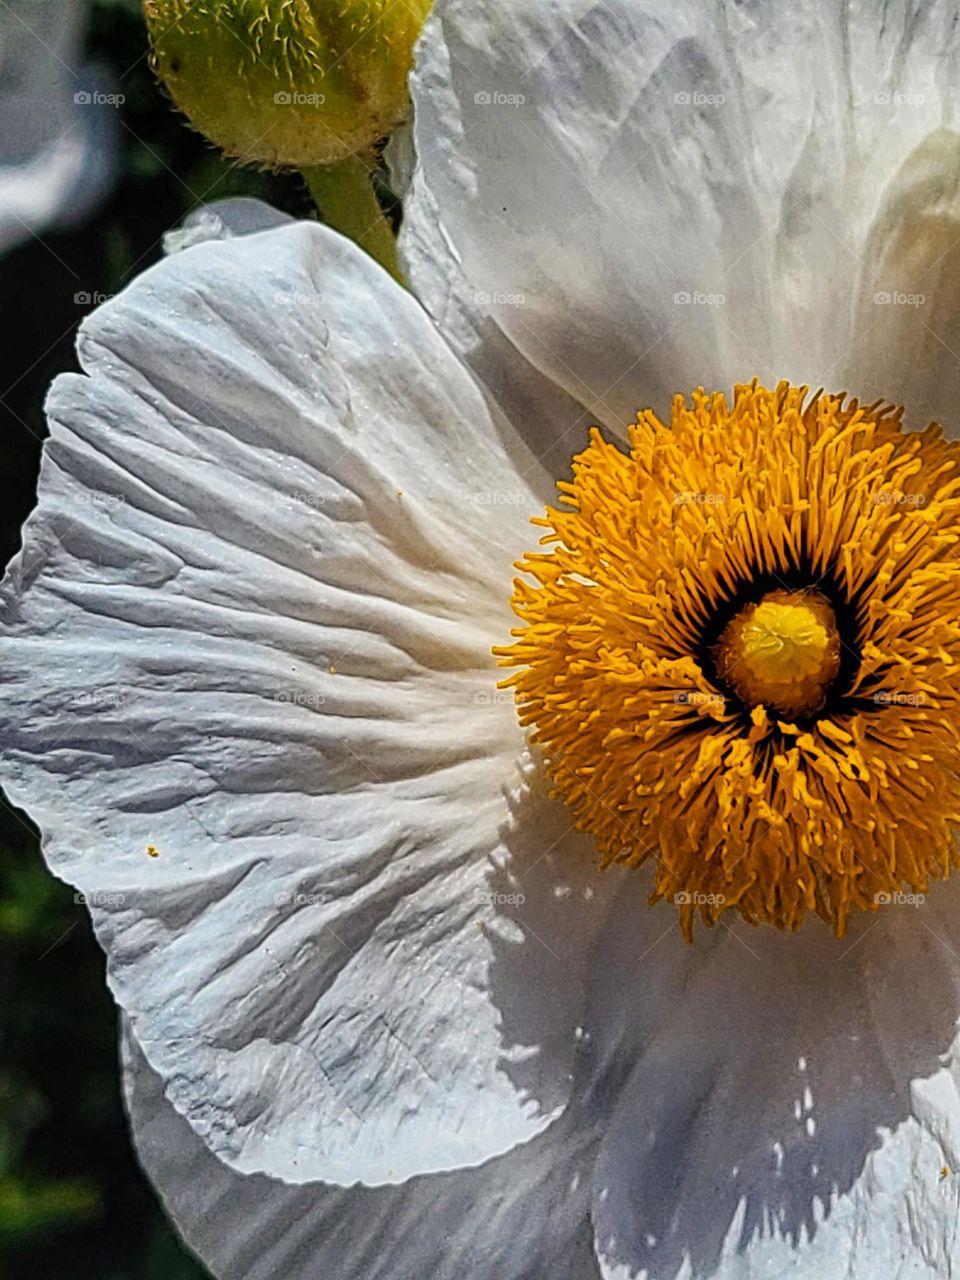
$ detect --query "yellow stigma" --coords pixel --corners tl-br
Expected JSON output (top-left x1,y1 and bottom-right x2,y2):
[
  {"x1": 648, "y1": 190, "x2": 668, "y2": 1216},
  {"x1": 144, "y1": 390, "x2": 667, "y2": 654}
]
[
  {"x1": 497, "y1": 381, "x2": 960, "y2": 940},
  {"x1": 714, "y1": 590, "x2": 841, "y2": 717}
]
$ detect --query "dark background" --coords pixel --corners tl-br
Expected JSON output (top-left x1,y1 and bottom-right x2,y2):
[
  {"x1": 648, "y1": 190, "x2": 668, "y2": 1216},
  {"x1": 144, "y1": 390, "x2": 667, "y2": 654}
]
[{"x1": 0, "y1": 2, "x2": 308, "y2": 1275}]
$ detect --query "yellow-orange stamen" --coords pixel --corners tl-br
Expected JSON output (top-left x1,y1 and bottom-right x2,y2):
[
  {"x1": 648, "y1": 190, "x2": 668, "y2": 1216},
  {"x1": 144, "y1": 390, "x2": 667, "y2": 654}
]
[{"x1": 496, "y1": 381, "x2": 960, "y2": 939}]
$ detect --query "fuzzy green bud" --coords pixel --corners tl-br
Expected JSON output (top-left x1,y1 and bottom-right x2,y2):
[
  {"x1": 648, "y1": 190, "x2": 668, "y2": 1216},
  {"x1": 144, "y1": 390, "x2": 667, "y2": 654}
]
[{"x1": 144, "y1": 0, "x2": 431, "y2": 168}]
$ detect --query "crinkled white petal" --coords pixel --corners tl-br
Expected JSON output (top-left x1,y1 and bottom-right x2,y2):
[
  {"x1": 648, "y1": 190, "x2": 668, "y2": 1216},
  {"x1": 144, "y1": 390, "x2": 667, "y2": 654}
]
[
  {"x1": 123, "y1": 875, "x2": 671, "y2": 1280},
  {"x1": 406, "y1": 0, "x2": 960, "y2": 427},
  {"x1": 0, "y1": 0, "x2": 117, "y2": 253},
  {"x1": 591, "y1": 883, "x2": 960, "y2": 1279},
  {"x1": 0, "y1": 220, "x2": 616, "y2": 1186},
  {"x1": 122, "y1": 1019, "x2": 604, "y2": 1280}
]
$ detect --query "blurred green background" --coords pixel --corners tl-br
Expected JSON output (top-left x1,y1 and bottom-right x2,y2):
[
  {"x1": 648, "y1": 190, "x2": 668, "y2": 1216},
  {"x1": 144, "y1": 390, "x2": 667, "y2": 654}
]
[{"x1": 0, "y1": 2, "x2": 310, "y2": 1275}]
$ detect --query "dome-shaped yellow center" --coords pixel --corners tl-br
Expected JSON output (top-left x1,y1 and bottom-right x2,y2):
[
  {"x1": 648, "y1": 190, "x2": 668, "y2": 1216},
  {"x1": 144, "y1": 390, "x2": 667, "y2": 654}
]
[{"x1": 713, "y1": 590, "x2": 841, "y2": 717}]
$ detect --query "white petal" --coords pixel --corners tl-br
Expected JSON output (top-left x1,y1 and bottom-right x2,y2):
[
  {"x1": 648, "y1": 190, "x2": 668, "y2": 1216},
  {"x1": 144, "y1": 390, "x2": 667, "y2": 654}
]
[
  {"x1": 162, "y1": 197, "x2": 295, "y2": 255},
  {"x1": 842, "y1": 130, "x2": 960, "y2": 432},
  {"x1": 122, "y1": 1020, "x2": 603, "y2": 1280},
  {"x1": 0, "y1": 0, "x2": 117, "y2": 252},
  {"x1": 0, "y1": 221, "x2": 606, "y2": 1185},
  {"x1": 407, "y1": 0, "x2": 960, "y2": 425},
  {"x1": 401, "y1": 166, "x2": 597, "y2": 478},
  {"x1": 590, "y1": 883, "x2": 960, "y2": 1279}
]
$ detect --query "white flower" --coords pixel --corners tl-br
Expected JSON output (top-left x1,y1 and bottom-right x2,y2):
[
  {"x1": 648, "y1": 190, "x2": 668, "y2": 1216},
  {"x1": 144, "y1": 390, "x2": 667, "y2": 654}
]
[
  {"x1": 0, "y1": 0, "x2": 118, "y2": 254},
  {"x1": 5, "y1": 1, "x2": 960, "y2": 1278}
]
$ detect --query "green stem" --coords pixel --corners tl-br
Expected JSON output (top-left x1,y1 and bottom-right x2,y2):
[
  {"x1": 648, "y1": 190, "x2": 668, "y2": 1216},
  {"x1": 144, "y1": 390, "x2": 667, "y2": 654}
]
[{"x1": 303, "y1": 156, "x2": 404, "y2": 285}]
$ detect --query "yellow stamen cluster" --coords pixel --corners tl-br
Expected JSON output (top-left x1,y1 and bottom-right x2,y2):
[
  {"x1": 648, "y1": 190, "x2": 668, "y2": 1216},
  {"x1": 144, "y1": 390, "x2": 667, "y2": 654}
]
[{"x1": 498, "y1": 382, "x2": 960, "y2": 938}]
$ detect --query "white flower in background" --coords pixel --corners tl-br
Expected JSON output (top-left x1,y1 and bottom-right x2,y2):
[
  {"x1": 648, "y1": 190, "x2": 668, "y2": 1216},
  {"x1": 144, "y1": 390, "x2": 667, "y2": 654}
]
[
  {"x1": 0, "y1": 0, "x2": 118, "y2": 255},
  {"x1": 5, "y1": 1, "x2": 960, "y2": 1279}
]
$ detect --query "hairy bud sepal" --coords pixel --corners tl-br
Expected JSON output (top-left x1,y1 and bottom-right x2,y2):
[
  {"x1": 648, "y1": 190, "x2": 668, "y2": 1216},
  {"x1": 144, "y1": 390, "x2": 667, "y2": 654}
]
[{"x1": 144, "y1": 0, "x2": 431, "y2": 169}]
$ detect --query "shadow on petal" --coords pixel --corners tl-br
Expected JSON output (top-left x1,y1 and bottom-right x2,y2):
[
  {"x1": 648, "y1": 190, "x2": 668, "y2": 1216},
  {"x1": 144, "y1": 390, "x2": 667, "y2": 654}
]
[
  {"x1": 123, "y1": 1021, "x2": 606, "y2": 1280},
  {"x1": 591, "y1": 881, "x2": 960, "y2": 1278},
  {"x1": 479, "y1": 750, "x2": 629, "y2": 1121}
]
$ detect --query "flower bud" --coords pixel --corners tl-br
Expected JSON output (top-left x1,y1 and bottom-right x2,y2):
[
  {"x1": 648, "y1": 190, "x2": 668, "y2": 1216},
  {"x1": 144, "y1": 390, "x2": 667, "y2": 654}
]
[{"x1": 144, "y1": 0, "x2": 431, "y2": 168}]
